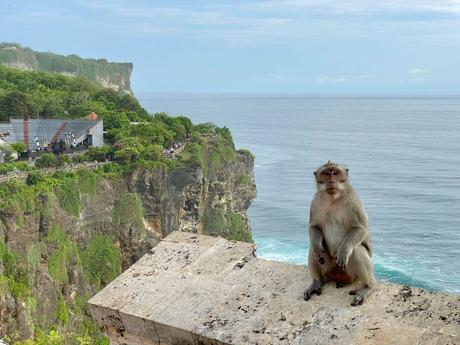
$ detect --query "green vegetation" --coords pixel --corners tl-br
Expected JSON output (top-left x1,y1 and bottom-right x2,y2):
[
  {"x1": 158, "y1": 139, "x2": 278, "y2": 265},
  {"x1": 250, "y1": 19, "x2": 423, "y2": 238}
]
[
  {"x1": 0, "y1": 179, "x2": 36, "y2": 213},
  {"x1": 237, "y1": 148, "x2": 255, "y2": 159},
  {"x1": 26, "y1": 244, "x2": 41, "y2": 274},
  {"x1": 0, "y1": 63, "x2": 144, "y2": 122},
  {"x1": 236, "y1": 174, "x2": 252, "y2": 186},
  {"x1": 0, "y1": 59, "x2": 255, "y2": 344},
  {"x1": 179, "y1": 123, "x2": 237, "y2": 175},
  {"x1": 0, "y1": 42, "x2": 132, "y2": 92},
  {"x1": 13, "y1": 330, "x2": 63, "y2": 345},
  {"x1": 202, "y1": 207, "x2": 227, "y2": 236},
  {"x1": 0, "y1": 161, "x2": 30, "y2": 174},
  {"x1": 55, "y1": 297, "x2": 69, "y2": 326},
  {"x1": 11, "y1": 142, "x2": 27, "y2": 154},
  {"x1": 0, "y1": 241, "x2": 30, "y2": 299},
  {"x1": 81, "y1": 235, "x2": 121, "y2": 289},
  {"x1": 35, "y1": 153, "x2": 61, "y2": 169},
  {"x1": 46, "y1": 225, "x2": 78, "y2": 284},
  {"x1": 112, "y1": 193, "x2": 144, "y2": 230},
  {"x1": 56, "y1": 177, "x2": 80, "y2": 217},
  {"x1": 201, "y1": 208, "x2": 253, "y2": 243},
  {"x1": 77, "y1": 169, "x2": 97, "y2": 195},
  {"x1": 0, "y1": 64, "x2": 239, "y2": 179},
  {"x1": 226, "y1": 211, "x2": 253, "y2": 243}
]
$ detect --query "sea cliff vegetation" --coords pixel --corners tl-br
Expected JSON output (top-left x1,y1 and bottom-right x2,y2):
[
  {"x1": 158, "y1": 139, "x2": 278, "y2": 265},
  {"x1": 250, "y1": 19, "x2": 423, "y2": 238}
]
[
  {"x1": 0, "y1": 43, "x2": 132, "y2": 93},
  {"x1": 0, "y1": 63, "x2": 142, "y2": 122},
  {"x1": 0, "y1": 65, "x2": 255, "y2": 344}
]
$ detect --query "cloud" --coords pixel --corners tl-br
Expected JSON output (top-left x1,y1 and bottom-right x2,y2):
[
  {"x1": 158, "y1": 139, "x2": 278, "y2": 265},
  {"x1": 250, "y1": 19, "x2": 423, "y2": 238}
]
[
  {"x1": 409, "y1": 68, "x2": 428, "y2": 75},
  {"x1": 6, "y1": 0, "x2": 460, "y2": 46},
  {"x1": 248, "y1": 0, "x2": 460, "y2": 16},
  {"x1": 317, "y1": 75, "x2": 348, "y2": 83},
  {"x1": 316, "y1": 74, "x2": 372, "y2": 83}
]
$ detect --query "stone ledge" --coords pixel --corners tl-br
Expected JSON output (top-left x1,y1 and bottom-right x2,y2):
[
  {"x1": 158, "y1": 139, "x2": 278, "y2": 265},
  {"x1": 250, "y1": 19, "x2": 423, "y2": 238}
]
[{"x1": 88, "y1": 231, "x2": 460, "y2": 345}]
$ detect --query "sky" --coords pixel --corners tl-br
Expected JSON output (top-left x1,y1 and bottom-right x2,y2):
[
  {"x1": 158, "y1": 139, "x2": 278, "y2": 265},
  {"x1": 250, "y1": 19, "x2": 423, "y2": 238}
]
[{"x1": 1, "y1": 0, "x2": 460, "y2": 94}]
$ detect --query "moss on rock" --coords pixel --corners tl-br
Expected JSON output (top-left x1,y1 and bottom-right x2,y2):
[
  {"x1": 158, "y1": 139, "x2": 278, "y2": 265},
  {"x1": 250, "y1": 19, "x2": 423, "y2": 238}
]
[
  {"x1": 56, "y1": 178, "x2": 80, "y2": 217},
  {"x1": 112, "y1": 192, "x2": 144, "y2": 231},
  {"x1": 226, "y1": 211, "x2": 253, "y2": 243},
  {"x1": 80, "y1": 235, "x2": 121, "y2": 289}
]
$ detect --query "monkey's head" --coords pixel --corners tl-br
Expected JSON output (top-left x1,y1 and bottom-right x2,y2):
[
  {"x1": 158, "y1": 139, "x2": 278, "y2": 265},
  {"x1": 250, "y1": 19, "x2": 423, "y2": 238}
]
[{"x1": 314, "y1": 161, "x2": 349, "y2": 197}]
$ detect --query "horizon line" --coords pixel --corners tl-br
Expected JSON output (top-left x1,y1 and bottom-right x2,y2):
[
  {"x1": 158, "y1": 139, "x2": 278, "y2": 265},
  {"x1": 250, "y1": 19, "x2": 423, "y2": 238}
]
[{"x1": 135, "y1": 91, "x2": 460, "y2": 98}]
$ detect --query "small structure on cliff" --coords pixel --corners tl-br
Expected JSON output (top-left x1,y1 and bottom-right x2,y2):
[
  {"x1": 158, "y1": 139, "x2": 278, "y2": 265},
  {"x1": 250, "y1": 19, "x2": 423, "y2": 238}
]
[
  {"x1": 0, "y1": 118, "x2": 103, "y2": 150},
  {"x1": 89, "y1": 232, "x2": 460, "y2": 345}
]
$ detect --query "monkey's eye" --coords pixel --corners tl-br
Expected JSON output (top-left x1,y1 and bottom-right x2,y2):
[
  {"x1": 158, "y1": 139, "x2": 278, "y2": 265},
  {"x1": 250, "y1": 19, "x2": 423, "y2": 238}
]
[{"x1": 332, "y1": 171, "x2": 339, "y2": 176}]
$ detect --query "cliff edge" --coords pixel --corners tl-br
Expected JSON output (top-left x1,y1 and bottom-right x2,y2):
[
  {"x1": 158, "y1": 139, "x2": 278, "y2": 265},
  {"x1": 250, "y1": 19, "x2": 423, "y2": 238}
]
[
  {"x1": 0, "y1": 148, "x2": 255, "y2": 342},
  {"x1": 0, "y1": 43, "x2": 133, "y2": 93},
  {"x1": 89, "y1": 231, "x2": 460, "y2": 345}
]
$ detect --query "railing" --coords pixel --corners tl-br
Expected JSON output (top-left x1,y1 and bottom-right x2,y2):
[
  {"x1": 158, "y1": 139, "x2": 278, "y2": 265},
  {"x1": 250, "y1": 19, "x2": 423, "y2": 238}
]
[
  {"x1": 0, "y1": 139, "x2": 189, "y2": 184},
  {"x1": 0, "y1": 161, "x2": 110, "y2": 184}
]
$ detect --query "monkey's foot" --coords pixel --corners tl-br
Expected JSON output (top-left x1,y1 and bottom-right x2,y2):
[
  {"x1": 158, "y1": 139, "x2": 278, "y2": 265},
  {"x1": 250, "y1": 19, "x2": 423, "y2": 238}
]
[
  {"x1": 350, "y1": 287, "x2": 371, "y2": 306},
  {"x1": 303, "y1": 281, "x2": 322, "y2": 301},
  {"x1": 351, "y1": 294, "x2": 365, "y2": 306}
]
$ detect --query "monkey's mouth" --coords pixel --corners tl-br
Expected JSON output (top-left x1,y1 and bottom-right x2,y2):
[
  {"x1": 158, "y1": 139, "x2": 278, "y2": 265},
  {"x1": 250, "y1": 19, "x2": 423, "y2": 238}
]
[{"x1": 326, "y1": 187, "x2": 339, "y2": 194}]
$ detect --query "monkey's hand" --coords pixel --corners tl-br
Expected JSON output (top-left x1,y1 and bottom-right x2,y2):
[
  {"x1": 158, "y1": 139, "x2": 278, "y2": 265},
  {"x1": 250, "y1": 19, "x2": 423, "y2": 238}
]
[
  {"x1": 312, "y1": 243, "x2": 326, "y2": 265},
  {"x1": 336, "y1": 246, "x2": 352, "y2": 270}
]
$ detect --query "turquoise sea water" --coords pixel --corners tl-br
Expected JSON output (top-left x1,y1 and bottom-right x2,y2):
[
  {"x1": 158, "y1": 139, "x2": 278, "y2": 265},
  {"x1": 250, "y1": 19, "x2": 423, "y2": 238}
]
[{"x1": 139, "y1": 93, "x2": 460, "y2": 294}]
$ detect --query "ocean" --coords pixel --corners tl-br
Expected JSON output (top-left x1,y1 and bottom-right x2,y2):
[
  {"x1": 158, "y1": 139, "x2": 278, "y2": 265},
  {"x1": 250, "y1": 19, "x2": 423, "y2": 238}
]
[{"x1": 139, "y1": 93, "x2": 460, "y2": 294}]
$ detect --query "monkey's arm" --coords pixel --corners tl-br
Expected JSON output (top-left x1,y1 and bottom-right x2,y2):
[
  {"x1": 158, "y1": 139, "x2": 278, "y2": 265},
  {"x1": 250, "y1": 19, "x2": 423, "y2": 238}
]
[
  {"x1": 336, "y1": 204, "x2": 369, "y2": 268},
  {"x1": 309, "y1": 224, "x2": 327, "y2": 264}
]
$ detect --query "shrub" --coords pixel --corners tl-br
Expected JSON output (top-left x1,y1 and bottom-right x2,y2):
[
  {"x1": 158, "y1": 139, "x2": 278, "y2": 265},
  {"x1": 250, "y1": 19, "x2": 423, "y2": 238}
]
[
  {"x1": 26, "y1": 172, "x2": 46, "y2": 186},
  {"x1": 0, "y1": 161, "x2": 30, "y2": 174},
  {"x1": 11, "y1": 142, "x2": 27, "y2": 154},
  {"x1": 85, "y1": 146, "x2": 114, "y2": 162},
  {"x1": 35, "y1": 153, "x2": 60, "y2": 168}
]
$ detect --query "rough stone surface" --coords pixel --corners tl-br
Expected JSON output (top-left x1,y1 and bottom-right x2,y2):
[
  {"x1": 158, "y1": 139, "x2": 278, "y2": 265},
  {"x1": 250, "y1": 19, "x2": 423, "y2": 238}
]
[{"x1": 89, "y1": 232, "x2": 460, "y2": 345}]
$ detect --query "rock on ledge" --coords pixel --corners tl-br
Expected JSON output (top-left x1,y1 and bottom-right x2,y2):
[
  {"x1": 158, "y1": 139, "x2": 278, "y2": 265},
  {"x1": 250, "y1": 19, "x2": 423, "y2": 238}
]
[{"x1": 88, "y1": 232, "x2": 460, "y2": 345}]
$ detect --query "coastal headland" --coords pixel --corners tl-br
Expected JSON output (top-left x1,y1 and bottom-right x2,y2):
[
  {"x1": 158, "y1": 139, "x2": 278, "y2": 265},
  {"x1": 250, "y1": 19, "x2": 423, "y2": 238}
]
[{"x1": 0, "y1": 63, "x2": 255, "y2": 343}]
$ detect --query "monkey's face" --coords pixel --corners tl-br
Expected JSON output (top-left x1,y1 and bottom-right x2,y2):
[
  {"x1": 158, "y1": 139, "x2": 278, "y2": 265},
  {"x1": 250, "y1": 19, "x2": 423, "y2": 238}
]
[{"x1": 314, "y1": 165, "x2": 348, "y2": 196}]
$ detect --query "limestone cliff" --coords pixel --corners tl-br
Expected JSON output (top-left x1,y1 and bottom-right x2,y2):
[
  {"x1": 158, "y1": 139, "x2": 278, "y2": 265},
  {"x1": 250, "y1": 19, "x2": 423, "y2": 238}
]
[
  {"x1": 0, "y1": 43, "x2": 133, "y2": 94},
  {"x1": 0, "y1": 149, "x2": 256, "y2": 342}
]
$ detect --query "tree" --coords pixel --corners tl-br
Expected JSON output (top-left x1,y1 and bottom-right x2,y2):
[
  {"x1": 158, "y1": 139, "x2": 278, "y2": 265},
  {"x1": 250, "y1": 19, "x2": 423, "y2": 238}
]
[{"x1": 1, "y1": 91, "x2": 34, "y2": 119}]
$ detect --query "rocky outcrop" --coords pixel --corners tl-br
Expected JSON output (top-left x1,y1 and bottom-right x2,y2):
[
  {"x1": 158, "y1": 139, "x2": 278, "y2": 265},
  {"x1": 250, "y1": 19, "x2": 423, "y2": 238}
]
[
  {"x1": 0, "y1": 43, "x2": 133, "y2": 93},
  {"x1": 89, "y1": 232, "x2": 460, "y2": 345},
  {"x1": 0, "y1": 151, "x2": 256, "y2": 341},
  {"x1": 128, "y1": 149, "x2": 256, "y2": 240}
]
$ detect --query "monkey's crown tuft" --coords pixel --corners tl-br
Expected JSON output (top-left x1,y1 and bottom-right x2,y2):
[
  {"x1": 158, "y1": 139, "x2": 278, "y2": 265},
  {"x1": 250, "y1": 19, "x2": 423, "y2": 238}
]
[
  {"x1": 314, "y1": 161, "x2": 349, "y2": 175},
  {"x1": 323, "y1": 160, "x2": 337, "y2": 168}
]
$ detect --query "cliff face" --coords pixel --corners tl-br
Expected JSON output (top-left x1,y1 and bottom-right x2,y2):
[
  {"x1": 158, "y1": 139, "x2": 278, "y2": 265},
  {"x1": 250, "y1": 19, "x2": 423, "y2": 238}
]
[
  {"x1": 129, "y1": 150, "x2": 256, "y2": 241},
  {"x1": 0, "y1": 43, "x2": 133, "y2": 94},
  {"x1": 0, "y1": 151, "x2": 256, "y2": 341}
]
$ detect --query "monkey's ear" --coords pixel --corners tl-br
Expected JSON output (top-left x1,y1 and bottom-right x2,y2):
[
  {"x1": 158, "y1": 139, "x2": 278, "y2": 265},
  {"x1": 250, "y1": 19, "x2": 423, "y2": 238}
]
[
  {"x1": 346, "y1": 168, "x2": 349, "y2": 175},
  {"x1": 313, "y1": 171, "x2": 318, "y2": 177}
]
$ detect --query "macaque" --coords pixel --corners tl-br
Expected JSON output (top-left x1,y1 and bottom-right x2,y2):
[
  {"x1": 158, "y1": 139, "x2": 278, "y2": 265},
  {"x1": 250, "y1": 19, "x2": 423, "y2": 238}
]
[{"x1": 303, "y1": 161, "x2": 376, "y2": 306}]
